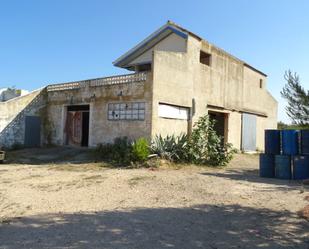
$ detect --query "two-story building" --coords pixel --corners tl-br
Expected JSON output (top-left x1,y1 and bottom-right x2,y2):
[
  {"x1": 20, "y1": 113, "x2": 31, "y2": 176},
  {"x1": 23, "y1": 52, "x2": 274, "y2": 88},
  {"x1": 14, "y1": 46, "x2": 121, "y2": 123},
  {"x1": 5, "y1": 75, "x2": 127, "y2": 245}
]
[{"x1": 0, "y1": 21, "x2": 277, "y2": 151}]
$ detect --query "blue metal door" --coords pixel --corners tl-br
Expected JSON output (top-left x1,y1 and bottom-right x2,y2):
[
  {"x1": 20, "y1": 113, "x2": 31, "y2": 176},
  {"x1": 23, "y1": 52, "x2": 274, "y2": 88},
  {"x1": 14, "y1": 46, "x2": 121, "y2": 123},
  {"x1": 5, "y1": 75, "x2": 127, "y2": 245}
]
[
  {"x1": 24, "y1": 116, "x2": 41, "y2": 147},
  {"x1": 242, "y1": 113, "x2": 256, "y2": 151}
]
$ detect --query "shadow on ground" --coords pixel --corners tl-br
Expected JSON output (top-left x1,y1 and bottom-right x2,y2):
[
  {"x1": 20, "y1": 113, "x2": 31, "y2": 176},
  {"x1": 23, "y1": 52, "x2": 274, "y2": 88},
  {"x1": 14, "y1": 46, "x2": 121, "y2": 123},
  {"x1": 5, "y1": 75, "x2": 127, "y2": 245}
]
[
  {"x1": 4, "y1": 147, "x2": 99, "y2": 165},
  {"x1": 0, "y1": 204, "x2": 308, "y2": 249},
  {"x1": 201, "y1": 168, "x2": 309, "y2": 191}
]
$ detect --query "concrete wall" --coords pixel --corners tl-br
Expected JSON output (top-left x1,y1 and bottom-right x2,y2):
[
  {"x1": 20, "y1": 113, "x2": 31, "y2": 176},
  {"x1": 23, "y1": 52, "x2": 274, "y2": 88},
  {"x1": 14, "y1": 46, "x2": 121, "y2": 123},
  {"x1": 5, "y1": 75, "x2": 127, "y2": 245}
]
[
  {"x1": 46, "y1": 75, "x2": 153, "y2": 147},
  {"x1": 0, "y1": 90, "x2": 42, "y2": 132},
  {"x1": 151, "y1": 51, "x2": 192, "y2": 137},
  {"x1": 151, "y1": 35, "x2": 278, "y2": 150}
]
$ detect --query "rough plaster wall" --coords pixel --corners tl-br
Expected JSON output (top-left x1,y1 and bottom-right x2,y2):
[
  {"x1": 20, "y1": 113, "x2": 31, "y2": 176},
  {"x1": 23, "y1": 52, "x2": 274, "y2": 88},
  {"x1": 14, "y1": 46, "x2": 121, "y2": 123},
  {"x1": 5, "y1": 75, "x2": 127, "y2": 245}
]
[
  {"x1": 0, "y1": 90, "x2": 46, "y2": 148},
  {"x1": 129, "y1": 33, "x2": 187, "y2": 66},
  {"x1": 0, "y1": 90, "x2": 41, "y2": 132},
  {"x1": 151, "y1": 35, "x2": 278, "y2": 150},
  {"x1": 47, "y1": 77, "x2": 153, "y2": 147},
  {"x1": 152, "y1": 50, "x2": 193, "y2": 137},
  {"x1": 243, "y1": 67, "x2": 278, "y2": 150},
  {"x1": 46, "y1": 104, "x2": 64, "y2": 145}
]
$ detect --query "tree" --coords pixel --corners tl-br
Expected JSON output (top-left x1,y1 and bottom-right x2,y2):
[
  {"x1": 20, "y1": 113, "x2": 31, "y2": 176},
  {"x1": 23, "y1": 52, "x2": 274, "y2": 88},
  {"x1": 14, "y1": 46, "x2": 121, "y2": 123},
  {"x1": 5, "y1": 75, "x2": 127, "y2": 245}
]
[
  {"x1": 281, "y1": 70, "x2": 309, "y2": 125},
  {"x1": 277, "y1": 121, "x2": 288, "y2": 130}
]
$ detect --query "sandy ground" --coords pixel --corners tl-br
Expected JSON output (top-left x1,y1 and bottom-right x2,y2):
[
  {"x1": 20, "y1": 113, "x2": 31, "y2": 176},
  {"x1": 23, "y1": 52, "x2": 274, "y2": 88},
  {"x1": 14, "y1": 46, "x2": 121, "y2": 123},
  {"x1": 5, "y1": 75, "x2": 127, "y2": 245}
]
[{"x1": 0, "y1": 148, "x2": 308, "y2": 249}]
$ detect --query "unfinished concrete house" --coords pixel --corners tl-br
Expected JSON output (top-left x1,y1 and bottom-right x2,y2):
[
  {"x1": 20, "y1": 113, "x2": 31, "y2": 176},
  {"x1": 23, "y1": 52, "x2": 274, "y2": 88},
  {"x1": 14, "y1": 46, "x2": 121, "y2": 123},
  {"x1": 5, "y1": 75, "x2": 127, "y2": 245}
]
[{"x1": 0, "y1": 21, "x2": 277, "y2": 151}]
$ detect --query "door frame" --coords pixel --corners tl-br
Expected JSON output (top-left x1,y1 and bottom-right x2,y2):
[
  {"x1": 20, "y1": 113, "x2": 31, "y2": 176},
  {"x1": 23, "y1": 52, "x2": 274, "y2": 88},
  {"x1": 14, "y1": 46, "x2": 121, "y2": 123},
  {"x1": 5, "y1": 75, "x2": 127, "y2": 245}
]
[{"x1": 62, "y1": 103, "x2": 92, "y2": 147}]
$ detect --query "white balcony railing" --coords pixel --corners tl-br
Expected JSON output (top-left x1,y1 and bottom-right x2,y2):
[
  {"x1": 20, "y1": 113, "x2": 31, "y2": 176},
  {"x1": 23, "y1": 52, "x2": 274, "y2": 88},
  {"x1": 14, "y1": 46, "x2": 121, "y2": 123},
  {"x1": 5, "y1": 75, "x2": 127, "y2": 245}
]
[{"x1": 46, "y1": 72, "x2": 148, "y2": 92}]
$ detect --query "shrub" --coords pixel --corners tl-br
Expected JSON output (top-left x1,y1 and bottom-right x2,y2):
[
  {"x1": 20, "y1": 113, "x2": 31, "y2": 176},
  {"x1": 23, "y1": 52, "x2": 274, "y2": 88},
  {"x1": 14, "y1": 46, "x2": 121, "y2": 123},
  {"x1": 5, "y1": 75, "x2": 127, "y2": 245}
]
[
  {"x1": 112, "y1": 137, "x2": 133, "y2": 165},
  {"x1": 188, "y1": 115, "x2": 236, "y2": 166},
  {"x1": 96, "y1": 137, "x2": 132, "y2": 166},
  {"x1": 96, "y1": 114, "x2": 236, "y2": 167},
  {"x1": 132, "y1": 138, "x2": 150, "y2": 162},
  {"x1": 151, "y1": 114, "x2": 236, "y2": 166},
  {"x1": 96, "y1": 136, "x2": 151, "y2": 166},
  {"x1": 150, "y1": 134, "x2": 189, "y2": 162}
]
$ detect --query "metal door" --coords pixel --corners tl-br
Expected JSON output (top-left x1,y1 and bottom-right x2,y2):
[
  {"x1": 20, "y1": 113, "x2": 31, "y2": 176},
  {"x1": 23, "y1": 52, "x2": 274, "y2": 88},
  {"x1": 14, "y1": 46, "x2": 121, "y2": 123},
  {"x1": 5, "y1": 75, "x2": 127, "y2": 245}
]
[
  {"x1": 242, "y1": 113, "x2": 256, "y2": 151},
  {"x1": 24, "y1": 116, "x2": 41, "y2": 147}
]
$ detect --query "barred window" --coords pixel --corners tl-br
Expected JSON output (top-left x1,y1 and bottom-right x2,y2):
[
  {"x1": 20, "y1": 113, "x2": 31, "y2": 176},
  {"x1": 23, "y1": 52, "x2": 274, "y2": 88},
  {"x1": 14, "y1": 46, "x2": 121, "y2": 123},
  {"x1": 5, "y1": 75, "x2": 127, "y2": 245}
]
[{"x1": 108, "y1": 102, "x2": 145, "y2": 121}]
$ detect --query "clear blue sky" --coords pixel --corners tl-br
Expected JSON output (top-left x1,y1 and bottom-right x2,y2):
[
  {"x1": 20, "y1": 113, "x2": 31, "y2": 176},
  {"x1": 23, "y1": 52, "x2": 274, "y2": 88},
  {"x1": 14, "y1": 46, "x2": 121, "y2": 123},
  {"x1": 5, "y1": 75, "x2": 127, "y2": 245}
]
[{"x1": 1, "y1": 0, "x2": 308, "y2": 123}]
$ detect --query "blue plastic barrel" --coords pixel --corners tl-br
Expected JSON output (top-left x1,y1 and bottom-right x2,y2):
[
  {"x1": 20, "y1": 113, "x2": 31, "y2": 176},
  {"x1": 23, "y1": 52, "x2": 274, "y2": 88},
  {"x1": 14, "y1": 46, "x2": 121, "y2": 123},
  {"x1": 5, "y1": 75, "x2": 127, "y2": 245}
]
[
  {"x1": 259, "y1": 154, "x2": 275, "y2": 178},
  {"x1": 282, "y1": 130, "x2": 299, "y2": 155},
  {"x1": 293, "y1": 156, "x2": 309, "y2": 180},
  {"x1": 275, "y1": 155, "x2": 291, "y2": 179},
  {"x1": 265, "y1": 130, "x2": 281, "y2": 154},
  {"x1": 301, "y1": 130, "x2": 309, "y2": 155}
]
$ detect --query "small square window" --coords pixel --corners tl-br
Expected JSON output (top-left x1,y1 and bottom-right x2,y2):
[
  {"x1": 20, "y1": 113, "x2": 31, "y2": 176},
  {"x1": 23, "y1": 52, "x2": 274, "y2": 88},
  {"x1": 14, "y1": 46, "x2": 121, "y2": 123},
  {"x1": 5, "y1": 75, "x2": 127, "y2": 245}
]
[
  {"x1": 200, "y1": 51, "x2": 211, "y2": 66},
  {"x1": 108, "y1": 102, "x2": 145, "y2": 121}
]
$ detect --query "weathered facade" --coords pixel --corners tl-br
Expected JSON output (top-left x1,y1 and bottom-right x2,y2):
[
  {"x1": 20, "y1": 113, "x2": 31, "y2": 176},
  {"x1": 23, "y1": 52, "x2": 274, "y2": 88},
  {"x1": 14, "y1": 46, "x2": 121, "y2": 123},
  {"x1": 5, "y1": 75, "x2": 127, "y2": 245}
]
[{"x1": 0, "y1": 21, "x2": 277, "y2": 151}]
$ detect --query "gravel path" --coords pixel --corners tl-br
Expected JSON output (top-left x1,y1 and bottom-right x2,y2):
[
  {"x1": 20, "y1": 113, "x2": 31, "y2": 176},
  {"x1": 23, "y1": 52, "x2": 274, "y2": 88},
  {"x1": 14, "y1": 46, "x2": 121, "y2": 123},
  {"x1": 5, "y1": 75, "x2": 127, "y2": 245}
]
[{"x1": 0, "y1": 151, "x2": 308, "y2": 248}]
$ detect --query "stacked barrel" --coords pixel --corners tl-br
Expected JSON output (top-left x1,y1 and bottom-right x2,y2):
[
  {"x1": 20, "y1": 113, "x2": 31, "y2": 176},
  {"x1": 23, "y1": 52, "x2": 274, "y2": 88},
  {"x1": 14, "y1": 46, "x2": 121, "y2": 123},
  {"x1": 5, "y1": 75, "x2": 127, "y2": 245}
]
[{"x1": 260, "y1": 130, "x2": 309, "y2": 180}]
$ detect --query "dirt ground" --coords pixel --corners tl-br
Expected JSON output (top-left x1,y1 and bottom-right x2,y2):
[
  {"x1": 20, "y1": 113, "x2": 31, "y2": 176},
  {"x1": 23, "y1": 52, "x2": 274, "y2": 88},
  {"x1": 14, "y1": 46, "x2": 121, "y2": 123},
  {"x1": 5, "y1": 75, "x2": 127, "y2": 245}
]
[{"x1": 0, "y1": 147, "x2": 308, "y2": 249}]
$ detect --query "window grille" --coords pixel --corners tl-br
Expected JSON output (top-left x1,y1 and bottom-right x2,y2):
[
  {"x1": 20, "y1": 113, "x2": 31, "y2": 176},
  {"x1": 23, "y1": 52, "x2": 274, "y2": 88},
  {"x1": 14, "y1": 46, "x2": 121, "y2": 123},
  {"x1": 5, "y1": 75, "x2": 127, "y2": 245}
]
[{"x1": 108, "y1": 102, "x2": 145, "y2": 121}]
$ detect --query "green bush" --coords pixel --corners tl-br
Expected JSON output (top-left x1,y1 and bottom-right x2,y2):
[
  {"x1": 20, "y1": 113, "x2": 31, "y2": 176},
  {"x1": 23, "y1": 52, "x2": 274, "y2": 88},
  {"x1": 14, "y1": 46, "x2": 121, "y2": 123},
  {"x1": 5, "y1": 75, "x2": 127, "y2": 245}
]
[
  {"x1": 188, "y1": 114, "x2": 236, "y2": 166},
  {"x1": 96, "y1": 114, "x2": 236, "y2": 167},
  {"x1": 96, "y1": 136, "x2": 151, "y2": 166},
  {"x1": 96, "y1": 137, "x2": 132, "y2": 166},
  {"x1": 151, "y1": 114, "x2": 236, "y2": 166},
  {"x1": 132, "y1": 138, "x2": 150, "y2": 162}
]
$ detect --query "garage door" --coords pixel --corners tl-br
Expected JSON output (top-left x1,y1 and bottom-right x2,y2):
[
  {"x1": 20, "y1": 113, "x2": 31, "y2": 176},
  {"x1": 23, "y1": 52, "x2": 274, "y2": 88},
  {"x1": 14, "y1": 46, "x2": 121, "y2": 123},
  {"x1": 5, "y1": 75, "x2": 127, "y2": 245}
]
[{"x1": 242, "y1": 113, "x2": 256, "y2": 151}]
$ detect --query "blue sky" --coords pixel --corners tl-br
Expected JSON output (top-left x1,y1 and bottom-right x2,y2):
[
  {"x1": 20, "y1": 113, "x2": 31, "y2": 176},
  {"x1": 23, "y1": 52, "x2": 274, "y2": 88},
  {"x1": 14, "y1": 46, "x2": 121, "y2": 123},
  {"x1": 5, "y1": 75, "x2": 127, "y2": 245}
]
[{"x1": 0, "y1": 0, "x2": 308, "y2": 123}]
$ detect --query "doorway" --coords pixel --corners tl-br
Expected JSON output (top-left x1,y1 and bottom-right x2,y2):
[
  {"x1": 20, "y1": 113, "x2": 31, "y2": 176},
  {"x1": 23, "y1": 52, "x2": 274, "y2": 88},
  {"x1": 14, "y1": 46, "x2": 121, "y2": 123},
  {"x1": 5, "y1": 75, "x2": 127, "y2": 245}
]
[
  {"x1": 65, "y1": 105, "x2": 90, "y2": 147},
  {"x1": 24, "y1": 116, "x2": 41, "y2": 147},
  {"x1": 208, "y1": 111, "x2": 228, "y2": 143},
  {"x1": 241, "y1": 113, "x2": 257, "y2": 151}
]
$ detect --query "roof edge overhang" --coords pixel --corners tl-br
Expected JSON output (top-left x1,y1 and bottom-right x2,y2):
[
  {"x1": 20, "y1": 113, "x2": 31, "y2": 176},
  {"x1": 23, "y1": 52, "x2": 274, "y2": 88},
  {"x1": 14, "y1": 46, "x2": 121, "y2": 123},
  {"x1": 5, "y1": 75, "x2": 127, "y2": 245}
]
[
  {"x1": 113, "y1": 23, "x2": 188, "y2": 68},
  {"x1": 244, "y1": 63, "x2": 267, "y2": 77},
  {"x1": 207, "y1": 104, "x2": 268, "y2": 117}
]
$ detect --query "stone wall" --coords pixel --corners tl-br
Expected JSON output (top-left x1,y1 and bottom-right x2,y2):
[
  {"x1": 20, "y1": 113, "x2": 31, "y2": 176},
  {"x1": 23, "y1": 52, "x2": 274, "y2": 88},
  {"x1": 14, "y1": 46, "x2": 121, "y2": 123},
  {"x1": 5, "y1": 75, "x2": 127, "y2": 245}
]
[
  {"x1": 46, "y1": 74, "x2": 153, "y2": 147},
  {"x1": 0, "y1": 89, "x2": 46, "y2": 148}
]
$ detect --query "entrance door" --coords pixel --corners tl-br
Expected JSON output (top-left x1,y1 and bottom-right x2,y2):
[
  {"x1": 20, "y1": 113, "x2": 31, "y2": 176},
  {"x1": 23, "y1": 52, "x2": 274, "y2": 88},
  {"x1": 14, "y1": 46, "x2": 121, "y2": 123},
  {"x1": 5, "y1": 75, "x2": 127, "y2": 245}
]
[
  {"x1": 209, "y1": 111, "x2": 228, "y2": 143},
  {"x1": 242, "y1": 113, "x2": 257, "y2": 151},
  {"x1": 24, "y1": 116, "x2": 41, "y2": 147},
  {"x1": 81, "y1": 111, "x2": 89, "y2": 147},
  {"x1": 66, "y1": 105, "x2": 90, "y2": 147}
]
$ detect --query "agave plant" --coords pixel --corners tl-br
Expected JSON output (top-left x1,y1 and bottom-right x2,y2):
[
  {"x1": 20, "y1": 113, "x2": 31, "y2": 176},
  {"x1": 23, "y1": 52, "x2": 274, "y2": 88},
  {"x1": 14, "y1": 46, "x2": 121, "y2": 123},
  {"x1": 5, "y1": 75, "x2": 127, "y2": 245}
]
[{"x1": 150, "y1": 133, "x2": 189, "y2": 162}]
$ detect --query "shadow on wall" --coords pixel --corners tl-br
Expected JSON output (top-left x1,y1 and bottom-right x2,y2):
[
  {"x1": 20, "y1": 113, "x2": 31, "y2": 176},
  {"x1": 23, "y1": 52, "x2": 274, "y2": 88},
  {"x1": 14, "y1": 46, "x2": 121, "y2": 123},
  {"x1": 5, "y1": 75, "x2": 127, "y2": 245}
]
[
  {"x1": 0, "y1": 89, "x2": 46, "y2": 149},
  {"x1": 0, "y1": 204, "x2": 308, "y2": 249}
]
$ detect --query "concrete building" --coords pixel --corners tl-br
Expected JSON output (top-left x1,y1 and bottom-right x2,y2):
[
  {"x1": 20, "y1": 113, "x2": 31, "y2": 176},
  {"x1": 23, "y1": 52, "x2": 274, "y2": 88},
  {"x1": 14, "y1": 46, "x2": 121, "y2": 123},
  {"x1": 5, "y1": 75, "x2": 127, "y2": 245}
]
[
  {"x1": 0, "y1": 88, "x2": 29, "y2": 102},
  {"x1": 0, "y1": 21, "x2": 277, "y2": 151}
]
